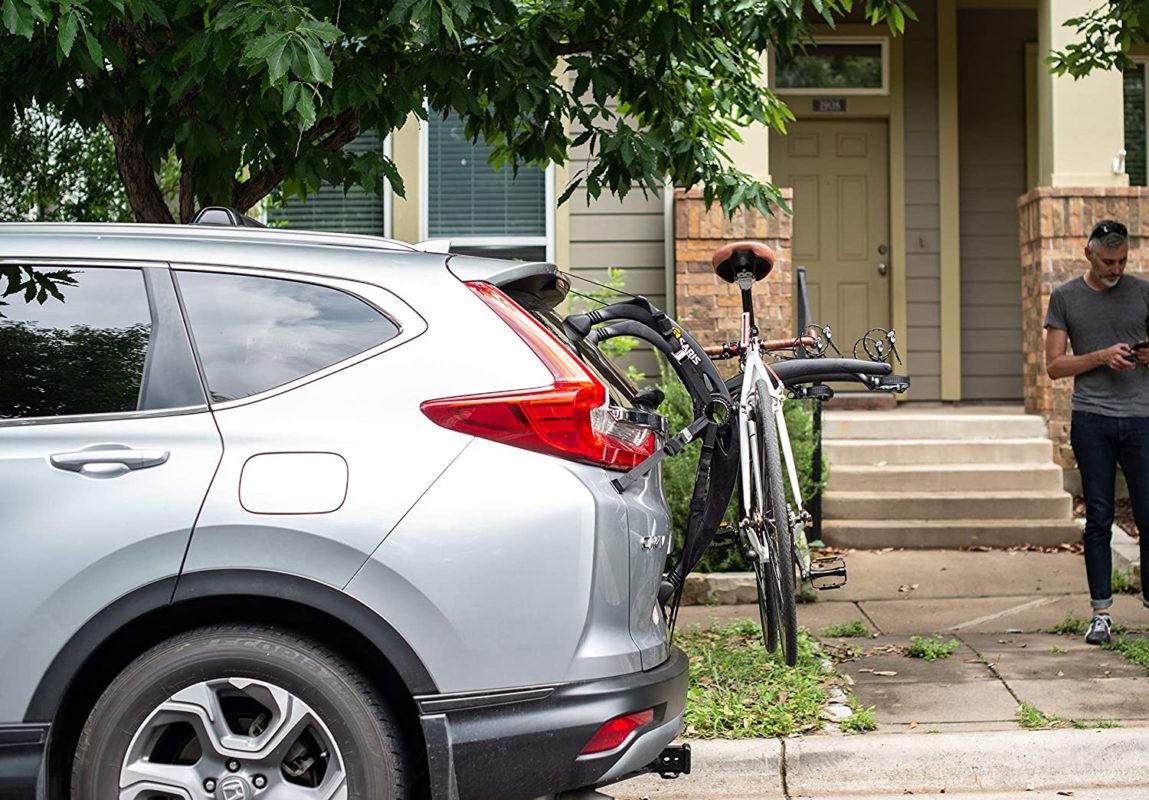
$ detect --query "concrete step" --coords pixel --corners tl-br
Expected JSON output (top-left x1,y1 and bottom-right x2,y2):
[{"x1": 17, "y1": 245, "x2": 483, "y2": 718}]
[
  {"x1": 820, "y1": 518, "x2": 1082, "y2": 549},
  {"x1": 826, "y1": 463, "x2": 1065, "y2": 492},
  {"x1": 822, "y1": 490, "x2": 1073, "y2": 520},
  {"x1": 823, "y1": 411, "x2": 1047, "y2": 440},
  {"x1": 823, "y1": 438, "x2": 1052, "y2": 466}
]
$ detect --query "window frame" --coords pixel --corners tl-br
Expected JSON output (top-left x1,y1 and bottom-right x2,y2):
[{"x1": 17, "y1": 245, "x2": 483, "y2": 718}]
[
  {"x1": 419, "y1": 113, "x2": 556, "y2": 263},
  {"x1": 769, "y1": 36, "x2": 890, "y2": 97},
  {"x1": 171, "y1": 263, "x2": 427, "y2": 410},
  {"x1": 1125, "y1": 56, "x2": 1149, "y2": 187},
  {"x1": 0, "y1": 260, "x2": 209, "y2": 428}
]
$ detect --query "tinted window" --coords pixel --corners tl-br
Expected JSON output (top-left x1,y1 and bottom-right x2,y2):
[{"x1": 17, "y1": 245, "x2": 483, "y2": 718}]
[
  {"x1": 176, "y1": 271, "x2": 400, "y2": 402},
  {"x1": 0, "y1": 266, "x2": 151, "y2": 419}
]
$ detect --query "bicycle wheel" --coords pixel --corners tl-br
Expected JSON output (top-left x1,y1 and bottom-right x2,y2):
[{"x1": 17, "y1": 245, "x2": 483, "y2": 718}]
[
  {"x1": 753, "y1": 379, "x2": 798, "y2": 666},
  {"x1": 739, "y1": 396, "x2": 778, "y2": 653}
]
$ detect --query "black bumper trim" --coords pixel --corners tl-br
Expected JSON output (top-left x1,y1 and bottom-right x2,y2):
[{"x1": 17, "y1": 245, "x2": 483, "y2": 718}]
[
  {"x1": 0, "y1": 724, "x2": 47, "y2": 799},
  {"x1": 419, "y1": 648, "x2": 689, "y2": 800},
  {"x1": 417, "y1": 686, "x2": 555, "y2": 714}
]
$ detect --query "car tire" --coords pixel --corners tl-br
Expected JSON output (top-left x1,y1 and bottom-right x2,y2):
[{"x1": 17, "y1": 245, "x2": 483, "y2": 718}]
[{"x1": 72, "y1": 624, "x2": 408, "y2": 800}]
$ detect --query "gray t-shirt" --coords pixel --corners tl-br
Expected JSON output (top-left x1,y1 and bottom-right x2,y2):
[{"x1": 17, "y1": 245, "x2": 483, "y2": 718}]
[{"x1": 1045, "y1": 275, "x2": 1149, "y2": 417}]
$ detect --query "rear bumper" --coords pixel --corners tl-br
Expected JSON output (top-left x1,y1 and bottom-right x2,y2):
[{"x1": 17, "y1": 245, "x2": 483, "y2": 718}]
[{"x1": 417, "y1": 647, "x2": 689, "y2": 800}]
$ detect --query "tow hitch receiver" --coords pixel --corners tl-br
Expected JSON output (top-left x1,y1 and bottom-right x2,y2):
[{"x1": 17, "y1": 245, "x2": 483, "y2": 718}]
[
  {"x1": 653, "y1": 743, "x2": 691, "y2": 778},
  {"x1": 809, "y1": 555, "x2": 848, "y2": 590}
]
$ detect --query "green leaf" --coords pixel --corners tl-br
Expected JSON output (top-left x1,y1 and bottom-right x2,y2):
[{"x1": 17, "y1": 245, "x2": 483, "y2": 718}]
[
  {"x1": 57, "y1": 11, "x2": 78, "y2": 57},
  {"x1": 266, "y1": 39, "x2": 291, "y2": 83},
  {"x1": 2, "y1": 0, "x2": 33, "y2": 38},
  {"x1": 304, "y1": 41, "x2": 334, "y2": 85},
  {"x1": 295, "y1": 89, "x2": 316, "y2": 128},
  {"x1": 83, "y1": 28, "x2": 103, "y2": 65},
  {"x1": 298, "y1": 18, "x2": 342, "y2": 42}
]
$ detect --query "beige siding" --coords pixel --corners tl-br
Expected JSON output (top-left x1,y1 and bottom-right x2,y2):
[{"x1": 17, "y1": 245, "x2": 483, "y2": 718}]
[
  {"x1": 565, "y1": 158, "x2": 667, "y2": 378},
  {"x1": 903, "y1": 0, "x2": 941, "y2": 400},
  {"x1": 957, "y1": 8, "x2": 1035, "y2": 400}
]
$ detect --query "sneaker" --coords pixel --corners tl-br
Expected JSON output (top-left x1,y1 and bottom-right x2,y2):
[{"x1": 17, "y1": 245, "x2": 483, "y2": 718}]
[{"x1": 1085, "y1": 613, "x2": 1112, "y2": 645}]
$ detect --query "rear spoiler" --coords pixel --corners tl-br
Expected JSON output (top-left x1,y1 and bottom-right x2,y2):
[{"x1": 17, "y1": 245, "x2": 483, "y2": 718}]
[{"x1": 446, "y1": 256, "x2": 568, "y2": 309}]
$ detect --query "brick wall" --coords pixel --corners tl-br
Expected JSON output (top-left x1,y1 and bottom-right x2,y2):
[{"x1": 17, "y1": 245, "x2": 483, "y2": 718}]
[
  {"x1": 1019, "y1": 187, "x2": 1149, "y2": 467},
  {"x1": 674, "y1": 187, "x2": 794, "y2": 347}
]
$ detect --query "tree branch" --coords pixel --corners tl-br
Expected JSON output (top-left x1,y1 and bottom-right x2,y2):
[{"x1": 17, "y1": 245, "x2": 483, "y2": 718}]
[{"x1": 231, "y1": 110, "x2": 361, "y2": 212}]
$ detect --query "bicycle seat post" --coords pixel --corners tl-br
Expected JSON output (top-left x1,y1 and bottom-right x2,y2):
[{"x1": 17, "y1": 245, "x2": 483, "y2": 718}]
[{"x1": 737, "y1": 274, "x2": 757, "y2": 338}]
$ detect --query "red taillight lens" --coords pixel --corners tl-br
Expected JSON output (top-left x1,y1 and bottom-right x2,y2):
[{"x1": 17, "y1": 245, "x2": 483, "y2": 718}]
[
  {"x1": 579, "y1": 709, "x2": 655, "y2": 755},
  {"x1": 420, "y1": 282, "x2": 655, "y2": 470}
]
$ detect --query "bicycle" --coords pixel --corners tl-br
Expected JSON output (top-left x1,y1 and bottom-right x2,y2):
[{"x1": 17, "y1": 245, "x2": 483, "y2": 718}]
[
  {"x1": 707, "y1": 241, "x2": 909, "y2": 665},
  {"x1": 561, "y1": 251, "x2": 909, "y2": 666}
]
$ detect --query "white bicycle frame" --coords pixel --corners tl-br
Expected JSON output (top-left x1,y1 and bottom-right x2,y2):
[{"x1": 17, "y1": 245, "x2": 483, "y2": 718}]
[{"x1": 736, "y1": 309, "x2": 808, "y2": 569}]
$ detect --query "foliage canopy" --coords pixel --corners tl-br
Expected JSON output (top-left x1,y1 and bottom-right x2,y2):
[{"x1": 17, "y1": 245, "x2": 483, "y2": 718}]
[{"x1": 0, "y1": 0, "x2": 915, "y2": 223}]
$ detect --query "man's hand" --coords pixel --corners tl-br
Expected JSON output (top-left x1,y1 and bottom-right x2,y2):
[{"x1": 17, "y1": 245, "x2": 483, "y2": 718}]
[
  {"x1": 1099, "y1": 342, "x2": 1136, "y2": 370},
  {"x1": 1135, "y1": 344, "x2": 1149, "y2": 366}
]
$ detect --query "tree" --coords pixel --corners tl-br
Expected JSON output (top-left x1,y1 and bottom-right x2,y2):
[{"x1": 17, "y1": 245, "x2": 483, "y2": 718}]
[
  {"x1": 1049, "y1": 0, "x2": 1149, "y2": 77},
  {"x1": 0, "y1": 0, "x2": 915, "y2": 224},
  {"x1": 0, "y1": 103, "x2": 131, "y2": 222}
]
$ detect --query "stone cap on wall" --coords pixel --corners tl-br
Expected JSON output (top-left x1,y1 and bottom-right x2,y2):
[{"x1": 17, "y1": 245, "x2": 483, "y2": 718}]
[{"x1": 1018, "y1": 186, "x2": 1149, "y2": 244}]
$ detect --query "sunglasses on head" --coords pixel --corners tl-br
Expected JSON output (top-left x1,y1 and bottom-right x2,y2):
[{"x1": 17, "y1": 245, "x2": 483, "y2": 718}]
[{"x1": 1091, "y1": 221, "x2": 1128, "y2": 239}]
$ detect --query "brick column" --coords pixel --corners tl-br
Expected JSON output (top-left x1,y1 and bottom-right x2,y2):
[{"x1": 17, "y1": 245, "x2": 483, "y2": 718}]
[
  {"x1": 1019, "y1": 187, "x2": 1149, "y2": 467},
  {"x1": 674, "y1": 187, "x2": 794, "y2": 346}
]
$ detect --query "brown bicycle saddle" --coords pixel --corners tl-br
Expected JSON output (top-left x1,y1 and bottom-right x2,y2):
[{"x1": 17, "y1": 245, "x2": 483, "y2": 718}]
[{"x1": 711, "y1": 241, "x2": 775, "y2": 284}]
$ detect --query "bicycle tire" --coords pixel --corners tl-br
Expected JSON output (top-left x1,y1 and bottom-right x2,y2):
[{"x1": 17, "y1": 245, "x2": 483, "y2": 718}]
[
  {"x1": 744, "y1": 386, "x2": 784, "y2": 658},
  {"x1": 754, "y1": 556, "x2": 779, "y2": 653},
  {"x1": 755, "y1": 379, "x2": 798, "y2": 666}
]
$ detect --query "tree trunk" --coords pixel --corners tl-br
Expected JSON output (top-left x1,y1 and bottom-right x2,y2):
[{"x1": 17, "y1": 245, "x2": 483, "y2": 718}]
[
  {"x1": 179, "y1": 162, "x2": 196, "y2": 224},
  {"x1": 103, "y1": 109, "x2": 173, "y2": 224}
]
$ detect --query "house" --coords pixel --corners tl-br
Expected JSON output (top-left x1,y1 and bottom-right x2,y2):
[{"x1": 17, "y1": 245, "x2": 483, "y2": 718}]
[{"x1": 273, "y1": 0, "x2": 1149, "y2": 464}]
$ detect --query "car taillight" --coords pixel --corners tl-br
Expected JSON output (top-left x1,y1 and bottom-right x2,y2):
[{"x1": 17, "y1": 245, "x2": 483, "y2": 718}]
[
  {"x1": 579, "y1": 708, "x2": 655, "y2": 755},
  {"x1": 420, "y1": 282, "x2": 655, "y2": 470}
]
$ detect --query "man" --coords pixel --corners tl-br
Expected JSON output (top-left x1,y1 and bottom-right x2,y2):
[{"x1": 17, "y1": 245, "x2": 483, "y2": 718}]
[{"x1": 1045, "y1": 219, "x2": 1149, "y2": 645}]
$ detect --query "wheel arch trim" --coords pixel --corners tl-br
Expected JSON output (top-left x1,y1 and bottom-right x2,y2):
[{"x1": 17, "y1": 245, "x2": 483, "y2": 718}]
[{"x1": 25, "y1": 569, "x2": 437, "y2": 724}]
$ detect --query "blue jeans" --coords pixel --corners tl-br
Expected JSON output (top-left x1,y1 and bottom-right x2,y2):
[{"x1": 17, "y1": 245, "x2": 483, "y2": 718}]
[{"x1": 1070, "y1": 410, "x2": 1149, "y2": 609}]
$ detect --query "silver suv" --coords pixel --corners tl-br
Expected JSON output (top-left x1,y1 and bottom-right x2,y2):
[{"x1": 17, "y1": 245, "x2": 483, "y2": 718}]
[{"x1": 0, "y1": 222, "x2": 686, "y2": 800}]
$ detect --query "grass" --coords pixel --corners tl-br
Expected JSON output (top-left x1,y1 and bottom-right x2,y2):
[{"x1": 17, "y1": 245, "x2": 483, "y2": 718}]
[
  {"x1": 839, "y1": 701, "x2": 878, "y2": 734},
  {"x1": 679, "y1": 619, "x2": 838, "y2": 738},
  {"x1": 1017, "y1": 701, "x2": 1063, "y2": 729},
  {"x1": 1104, "y1": 635, "x2": 1149, "y2": 670},
  {"x1": 1050, "y1": 645, "x2": 1068, "y2": 654},
  {"x1": 1047, "y1": 614, "x2": 1087, "y2": 636},
  {"x1": 1112, "y1": 567, "x2": 1141, "y2": 595},
  {"x1": 904, "y1": 633, "x2": 961, "y2": 661},
  {"x1": 1072, "y1": 719, "x2": 1119, "y2": 729},
  {"x1": 1048, "y1": 612, "x2": 1130, "y2": 638},
  {"x1": 820, "y1": 619, "x2": 871, "y2": 638}
]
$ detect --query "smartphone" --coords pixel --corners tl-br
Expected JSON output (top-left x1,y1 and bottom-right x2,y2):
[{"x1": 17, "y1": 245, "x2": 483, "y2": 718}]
[{"x1": 1132, "y1": 341, "x2": 1149, "y2": 351}]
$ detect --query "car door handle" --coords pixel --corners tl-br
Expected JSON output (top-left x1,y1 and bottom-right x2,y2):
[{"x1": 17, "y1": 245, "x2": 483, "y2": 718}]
[{"x1": 50, "y1": 446, "x2": 170, "y2": 473}]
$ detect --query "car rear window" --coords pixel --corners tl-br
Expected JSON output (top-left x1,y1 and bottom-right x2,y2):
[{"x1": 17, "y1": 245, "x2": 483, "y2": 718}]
[
  {"x1": 529, "y1": 307, "x2": 638, "y2": 410},
  {"x1": 176, "y1": 271, "x2": 399, "y2": 403}
]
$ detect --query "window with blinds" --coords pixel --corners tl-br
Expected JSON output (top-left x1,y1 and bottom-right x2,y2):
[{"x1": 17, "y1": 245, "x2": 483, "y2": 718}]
[
  {"x1": 267, "y1": 132, "x2": 388, "y2": 235},
  {"x1": 1125, "y1": 62, "x2": 1147, "y2": 187},
  {"x1": 426, "y1": 111, "x2": 546, "y2": 260}
]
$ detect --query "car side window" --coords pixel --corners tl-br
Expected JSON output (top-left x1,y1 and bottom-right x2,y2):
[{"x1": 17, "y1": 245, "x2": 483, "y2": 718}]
[
  {"x1": 175, "y1": 271, "x2": 400, "y2": 402},
  {"x1": 0, "y1": 266, "x2": 161, "y2": 420}
]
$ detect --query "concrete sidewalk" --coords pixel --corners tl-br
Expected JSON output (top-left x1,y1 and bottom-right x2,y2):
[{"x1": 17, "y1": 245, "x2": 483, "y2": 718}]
[{"x1": 611, "y1": 548, "x2": 1149, "y2": 798}]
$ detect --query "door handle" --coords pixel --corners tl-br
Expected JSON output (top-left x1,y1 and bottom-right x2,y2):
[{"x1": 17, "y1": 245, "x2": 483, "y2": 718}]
[
  {"x1": 50, "y1": 446, "x2": 170, "y2": 474},
  {"x1": 877, "y1": 262, "x2": 888, "y2": 276}
]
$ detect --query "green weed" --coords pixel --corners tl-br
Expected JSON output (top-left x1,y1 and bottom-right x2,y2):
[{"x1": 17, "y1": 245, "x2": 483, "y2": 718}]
[
  {"x1": 839, "y1": 702, "x2": 878, "y2": 734},
  {"x1": 1017, "y1": 701, "x2": 1062, "y2": 729},
  {"x1": 904, "y1": 633, "x2": 961, "y2": 661},
  {"x1": 820, "y1": 619, "x2": 871, "y2": 638}
]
